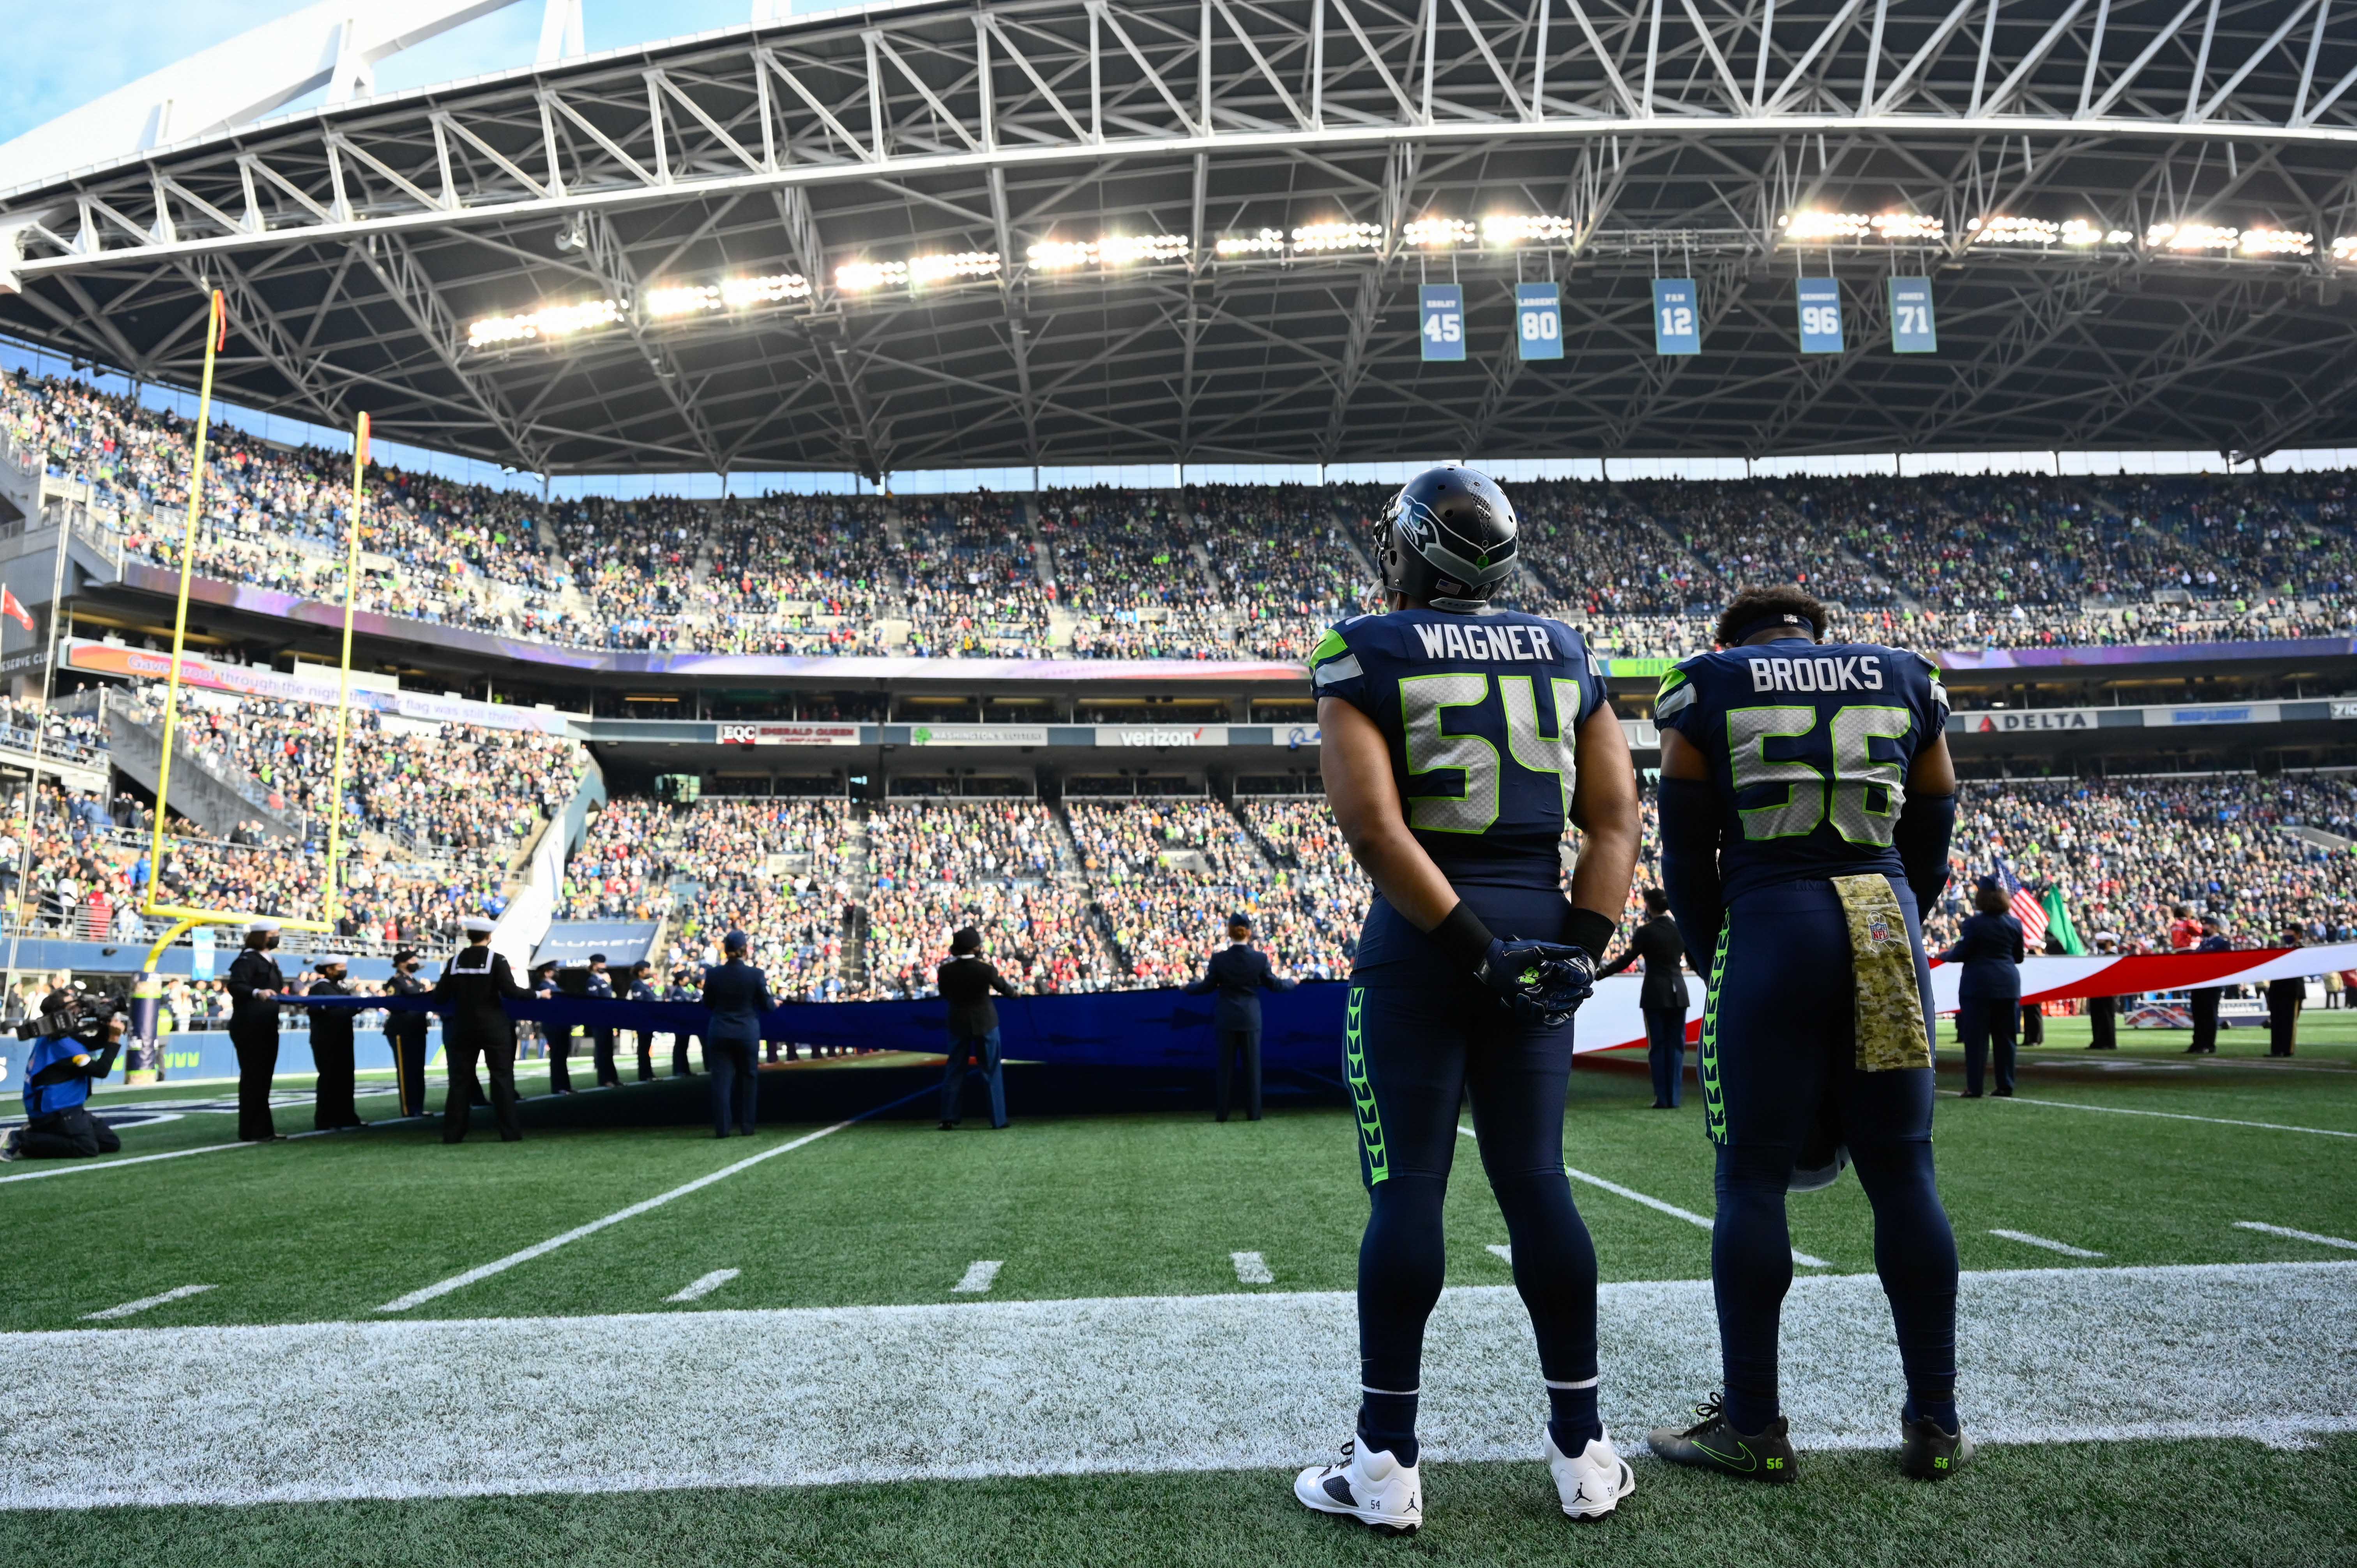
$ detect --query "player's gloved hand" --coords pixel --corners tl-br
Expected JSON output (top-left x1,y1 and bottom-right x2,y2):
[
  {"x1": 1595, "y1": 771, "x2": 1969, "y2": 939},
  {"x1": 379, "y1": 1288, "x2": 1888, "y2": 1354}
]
[{"x1": 1475, "y1": 937, "x2": 1591, "y2": 1026}]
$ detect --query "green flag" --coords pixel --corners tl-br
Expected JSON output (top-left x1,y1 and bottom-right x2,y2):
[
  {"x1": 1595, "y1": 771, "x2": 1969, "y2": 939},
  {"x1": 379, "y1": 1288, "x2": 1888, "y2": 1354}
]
[{"x1": 2041, "y1": 888, "x2": 2086, "y2": 956}]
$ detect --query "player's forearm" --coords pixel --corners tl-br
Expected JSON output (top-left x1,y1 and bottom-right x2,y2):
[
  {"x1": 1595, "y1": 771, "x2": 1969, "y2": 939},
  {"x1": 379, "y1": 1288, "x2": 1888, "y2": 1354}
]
[{"x1": 1567, "y1": 816, "x2": 1639, "y2": 927}]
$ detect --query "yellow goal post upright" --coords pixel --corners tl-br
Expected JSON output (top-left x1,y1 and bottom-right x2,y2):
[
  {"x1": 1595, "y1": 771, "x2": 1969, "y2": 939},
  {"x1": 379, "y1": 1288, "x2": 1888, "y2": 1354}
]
[{"x1": 126, "y1": 291, "x2": 368, "y2": 1079}]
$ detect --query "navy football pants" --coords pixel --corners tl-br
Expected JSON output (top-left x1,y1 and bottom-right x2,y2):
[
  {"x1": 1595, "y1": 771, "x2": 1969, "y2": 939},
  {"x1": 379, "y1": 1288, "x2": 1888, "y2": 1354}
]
[
  {"x1": 1345, "y1": 978, "x2": 1598, "y2": 1424},
  {"x1": 1700, "y1": 877, "x2": 1959, "y2": 1429}
]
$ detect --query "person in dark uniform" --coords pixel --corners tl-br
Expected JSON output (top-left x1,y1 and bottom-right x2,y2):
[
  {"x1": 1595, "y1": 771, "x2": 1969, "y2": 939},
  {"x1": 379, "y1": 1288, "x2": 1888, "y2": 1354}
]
[
  {"x1": 1598, "y1": 888, "x2": 1691, "y2": 1109},
  {"x1": 383, "y1": 948, "x2": 433, "y2": 1116},
  {"x1": 700, "y1": 930, "x2": 773, "y2": 1137},
  {"x1": 1648, "y1": 583, "x2": 1969, "y2": 1485},
  {"x1": 665, "y1": 968, "x2": 700, "y2": 1076},
  {"x1": 1183, "y1": 912, "x2": 1296, "y2": 1122},
  {"x1": 2188, "y1": 915, "x2": 2231, "y2": 1054},
  {"x1": 2086, "y1": 932, "x2": 2121, "y2": 1050},
  {"x1": 936, "y1": 926, "x2": 1017, "y2": 1130},
  {"x1": 435, "y1": 916, "x2": 532, "y2": 1143},
  {"x1": 1296, "y1": 464, "x2": 1641, "y2": 1531},
  {"x1": 304, "y1": 955, "x2": 363, "y2": 1130},
  {"x1": 2267, "y1": 923, "x2": 2306, "y2": 1057},
  {"x1": 1939, "y1": 878, "x2": 2025, "y2": 1098},
  {"x1": 543, "y1": 961, "x2": 583, "y2": 1093},
  {"x1": 625, "y1": 959, "x2": 660, "y2": 1080},
  {"x1": 224, "y1": 919, "x2": 289, "y2": 1142},
  {"x1": 585, "y1": 953, "x2": 620, "y2": 1086}
]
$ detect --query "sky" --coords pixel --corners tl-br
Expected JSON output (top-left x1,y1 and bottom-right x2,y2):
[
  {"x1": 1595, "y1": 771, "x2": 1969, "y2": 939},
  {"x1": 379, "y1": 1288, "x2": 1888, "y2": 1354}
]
[{"x1": 0, "y1": 0, "x2": 765, "y2": 147}]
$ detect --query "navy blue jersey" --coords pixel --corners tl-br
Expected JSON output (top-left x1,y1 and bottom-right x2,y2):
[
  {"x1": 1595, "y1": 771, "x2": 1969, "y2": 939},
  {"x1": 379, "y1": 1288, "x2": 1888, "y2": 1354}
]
[
  {"x1": 1654, "y1": 637, "x2": 1948, "y2": 902},
  {"x1": 1310, "y1": 607, "x2": 1608, "y2": 891}
]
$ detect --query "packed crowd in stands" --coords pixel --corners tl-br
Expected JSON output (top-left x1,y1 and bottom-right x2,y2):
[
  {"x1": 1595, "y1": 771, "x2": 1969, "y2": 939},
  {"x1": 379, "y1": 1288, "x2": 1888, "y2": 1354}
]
[
  {"x1": 115, "y1": 684, "x2": 578, "y2": 859},
  {"x1": 860, "y1": 801, "x2": 1114, "y2": 998},
  {"x1": 20, "y1": 362, "x2": 2357, "y2": 661}
]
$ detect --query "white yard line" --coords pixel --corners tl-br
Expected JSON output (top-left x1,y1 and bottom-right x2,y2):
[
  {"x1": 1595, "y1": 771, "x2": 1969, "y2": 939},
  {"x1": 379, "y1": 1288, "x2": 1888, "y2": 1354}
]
[
  {"x1": 1230, "y1": 1251, "x2": 1274, "y2": 1285},
  {"x1": 1986, "y1": 1096, "x2": 2357, "y2": 1138},
  {"x1": 1485, "y1": 1243, "x2": 1513, "y2": 1264},
  {"x1": 375, "y1": 1119, "x2": 861, "y2": 1314},
  {"x1": 2235, "y1": 1220, "x2": 2357, "y2": 1251},
  {"x1": 667, "y1": 1269, "x2": 741, "y2": 1303},
  {"x1": 1989, "y1": 1229, "x2": 2105, "y2": 1259},
  {"x1": 81, "y1": 1284, "x2": 216, "y2": 1322},
  {"x1": 6, "y1": 1260, "x2": 2348, "y2": 1509},
  {"x1": 0, "y1": 1139, "x2": 252, "y2": 1184},
  {"x1": 952, "y1": 1260, "x2": 1003, "y2": 1294},
  {"x1": 1458, "y1": 1125, "x2": 1831, "y2": 1268}
]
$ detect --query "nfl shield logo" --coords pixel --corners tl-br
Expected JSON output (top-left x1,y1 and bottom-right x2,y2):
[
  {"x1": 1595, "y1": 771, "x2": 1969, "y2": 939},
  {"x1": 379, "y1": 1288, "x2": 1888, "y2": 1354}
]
[{"x1": 1868, "y1": 915, "x2": 1896, "y2": 945}]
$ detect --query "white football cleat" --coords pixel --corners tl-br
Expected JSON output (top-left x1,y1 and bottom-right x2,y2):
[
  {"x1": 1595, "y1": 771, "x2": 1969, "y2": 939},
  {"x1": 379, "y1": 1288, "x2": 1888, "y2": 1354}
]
[
  {"x1": 1547, "y1": 1428, "x2": 1636, "y2": 1521},
  {"x1": 1294, "y1": 1437, "x2": 1422, "y2": 1534}
]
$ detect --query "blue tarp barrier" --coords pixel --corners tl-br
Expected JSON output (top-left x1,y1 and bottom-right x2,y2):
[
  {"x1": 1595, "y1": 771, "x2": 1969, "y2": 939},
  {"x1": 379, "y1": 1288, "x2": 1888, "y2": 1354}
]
[{"x1": 303, "y1": 982, "x2": 1357, "y2": 1075}]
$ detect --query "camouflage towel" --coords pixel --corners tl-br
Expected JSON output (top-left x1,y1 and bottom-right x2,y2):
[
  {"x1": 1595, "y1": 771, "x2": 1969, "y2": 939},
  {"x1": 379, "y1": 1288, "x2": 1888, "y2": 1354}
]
[{"x1": 1832, "y1": 874, "x2": 1932, "y2": 1072}]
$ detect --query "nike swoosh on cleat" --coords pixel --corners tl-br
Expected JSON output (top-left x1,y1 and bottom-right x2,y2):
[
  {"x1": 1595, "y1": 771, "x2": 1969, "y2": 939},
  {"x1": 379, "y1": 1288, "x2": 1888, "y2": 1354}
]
[{"x1": 1691, "y1": 1439, "x2": 1755, "y2": 1472}]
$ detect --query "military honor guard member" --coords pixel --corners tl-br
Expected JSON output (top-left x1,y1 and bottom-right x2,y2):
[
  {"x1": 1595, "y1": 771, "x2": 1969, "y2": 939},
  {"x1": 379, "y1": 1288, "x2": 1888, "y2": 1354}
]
[
  {"x1": 1182, "y1": 911, "x2": 1296, "y2": 1122},
  {"x1": 434, "y1": 916, "x2": 533, "y2": 1143},
  {"x1": 304, "y1": 955, "x2": 364, "y2": 1131},
  {"x1": 224, "y1": 918, "x2": 289, "y2": 1142},
  {"x1": 383, "y1": 948, "x2": 433, "y2": 1116}
]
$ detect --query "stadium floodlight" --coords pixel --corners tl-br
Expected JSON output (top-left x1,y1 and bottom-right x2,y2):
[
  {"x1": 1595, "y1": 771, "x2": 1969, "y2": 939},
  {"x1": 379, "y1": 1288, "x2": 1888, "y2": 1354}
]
[
  {"x1": 467, "y1": 298, "x2": 622, "y2": 348},
  {"x1": 1967, "y1": 215, "x2": 2061, "y2": 246},
  {"x1": 1027, "y1": 234, "x2": 1189, "y2": 271},
  {"x1": 2060, "y1": 219, "x2": 2105, "y2": 246},
  {"x1": 1783, "y1": 212, "x2": 1871, "y2": 241},
  {"x1": 1099, "y1": 233, "x2": 1189, "y2": 265},
  {"x1": 1401, "y1": 217, "x2": 1475, "y2": 249},
  {"x1": 2148, "y1": 222, "x2": 2240, "y2": 251},
  {"x1": 1871, "y1": 212, "x2": 1943, "y2": 240},
  {"x1": 2335, "y1": 237, "x2": 2357, "y2": 262},
  {"x1": 1214, "y1": 228, "x2": 1286, "y2": 257},
  {"x1": 719, "y1": 272, "x2": 809, "y2": 306},
  {"x1": 1291, "y1": 221, "x2": 1383, "y2": 254},
  {"x1": 1029, "y1": 239, "x2": 1095, "y2": 270},
  {"x1": 909, "y1": 251, "x2": 1001, "y2": 286},
  {"x1": 1481, "y1": 214, "x2": 1577, "y2": 247},
  {"x1": 645, "y1": 283, "x2": 721, "y2": 318},
  {"x1": 2239, "y1": 227, "x2": 2314, "y2": 257},
  {"x1": 836, "y1": 259, "x2": 908, "y2": 292}
]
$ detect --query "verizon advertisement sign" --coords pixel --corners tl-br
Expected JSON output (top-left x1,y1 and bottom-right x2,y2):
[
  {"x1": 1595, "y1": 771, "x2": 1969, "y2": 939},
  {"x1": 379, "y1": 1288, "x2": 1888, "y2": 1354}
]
[
  {"x1": 717, "y1": 722, "x2": 862, "y2": 747},
  {"x1": 1101, "y1": 724, "x2": 1228, "y2": 747}
]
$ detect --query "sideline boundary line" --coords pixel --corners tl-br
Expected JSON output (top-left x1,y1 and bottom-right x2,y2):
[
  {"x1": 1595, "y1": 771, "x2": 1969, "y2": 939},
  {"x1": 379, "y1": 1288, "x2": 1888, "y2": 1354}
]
[
  {"x1": 1455, "y1": 1123, "x2": 1830, "y2": 1268},
  {"x1": 375, "y1": 1086, "x2": 931, "y2": 1314},
  {"x1": 1988, "y1": 1095, "x2": 2357, "y2": 1139}
]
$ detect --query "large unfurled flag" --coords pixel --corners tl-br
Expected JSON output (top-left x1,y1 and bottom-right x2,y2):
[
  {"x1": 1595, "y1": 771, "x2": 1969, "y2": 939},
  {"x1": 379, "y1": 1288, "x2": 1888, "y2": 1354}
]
[
  {"x1": 1995, "y1": 856, "x2": 2050, "y2": 948},
  {"x1": 2040, "y1": 887, "x2": 2086, "y2": 956},
  {"x1": 0, "y1": 586, "x2": 35, "y2": 633}
]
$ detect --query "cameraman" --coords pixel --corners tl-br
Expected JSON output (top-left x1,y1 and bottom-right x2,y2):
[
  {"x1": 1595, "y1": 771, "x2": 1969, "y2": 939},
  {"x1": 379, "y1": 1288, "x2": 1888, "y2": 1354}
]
[{"x1": 0, "y1": 989, "x2": 126, "y2": 1161}]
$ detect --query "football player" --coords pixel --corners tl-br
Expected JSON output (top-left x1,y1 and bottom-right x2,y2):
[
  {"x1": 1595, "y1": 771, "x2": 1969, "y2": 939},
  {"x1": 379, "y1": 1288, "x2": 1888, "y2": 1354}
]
[
  {"x1": 1646, "y1": 584, "x2": 1969, "y2": 1483},
  {"x1": 1296, "y1": 464, "x2": 1641, "y2": 1534}
]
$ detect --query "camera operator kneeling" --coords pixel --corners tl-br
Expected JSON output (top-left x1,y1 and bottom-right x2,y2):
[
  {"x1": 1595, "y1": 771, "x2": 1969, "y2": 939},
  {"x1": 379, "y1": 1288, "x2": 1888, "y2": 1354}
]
[{"x1": 0, "y1": 992, "x2": 127, "y2": 1161}]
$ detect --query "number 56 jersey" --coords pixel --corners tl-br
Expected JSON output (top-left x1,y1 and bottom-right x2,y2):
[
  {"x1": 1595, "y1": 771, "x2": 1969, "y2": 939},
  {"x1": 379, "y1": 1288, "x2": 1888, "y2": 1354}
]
[
  {"x1": 1654, "y1": 638, "x2": 1949, "y2": 902},
  {"x1": 1309, "y1": 607, "x2": 1607, "y2": 893}
]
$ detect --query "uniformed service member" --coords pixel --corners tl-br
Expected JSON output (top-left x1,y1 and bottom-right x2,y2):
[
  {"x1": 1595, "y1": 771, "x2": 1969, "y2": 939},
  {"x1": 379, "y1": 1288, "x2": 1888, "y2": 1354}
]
[
  {"x1": 304, "y1": 956, "x2": 363, "y2": 1131},
  {"x1": 665, "y1": 968, "x2": 701, "y2": 1076},
  {"x1": 585, "y1": 953, "x2": 620, "y2": 1087},
  {"x1": 224, "y1": 919, "x2": 289, "y2": 1142},
  {"x1": 626, "y1": 959, "x2": 661, "y2": 1080},
  {"x1": 2086, "y1": 932, "x2": 2122, "y2": 1050},
  {"x1": 435, "y1": 916, "x2": 533, "y2": 1144},
  {"x1": 383, "y1": 948, "x2": 433, "y2": 1116}
]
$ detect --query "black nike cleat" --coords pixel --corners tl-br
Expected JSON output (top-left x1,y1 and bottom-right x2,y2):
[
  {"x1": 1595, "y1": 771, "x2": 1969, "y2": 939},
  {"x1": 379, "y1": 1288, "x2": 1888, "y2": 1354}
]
[
  {"x1": 1647, "y1": 1394, "x2": 1797, "y2": 1484},
  {"x1": 1899, "y1": 1415, "x2": 1975, "y2": 1480}
]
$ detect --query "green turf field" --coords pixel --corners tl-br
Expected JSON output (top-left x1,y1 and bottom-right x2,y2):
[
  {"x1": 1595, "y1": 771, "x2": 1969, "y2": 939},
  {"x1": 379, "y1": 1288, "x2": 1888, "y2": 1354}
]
[{"x1": 4, "y1": 1017, "x2": 2354, "y2": 1565}]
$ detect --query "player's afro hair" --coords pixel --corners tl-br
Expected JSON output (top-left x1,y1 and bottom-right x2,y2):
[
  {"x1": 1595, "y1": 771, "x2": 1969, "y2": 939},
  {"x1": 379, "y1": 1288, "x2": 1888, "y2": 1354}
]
[{"x1": 1713, "y1": 584, "x2": 1830, "y2": 648}]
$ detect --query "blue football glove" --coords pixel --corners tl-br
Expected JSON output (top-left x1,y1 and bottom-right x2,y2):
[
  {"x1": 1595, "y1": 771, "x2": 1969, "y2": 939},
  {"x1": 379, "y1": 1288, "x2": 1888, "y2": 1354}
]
[{"x1": 1475, "y1": 938, "x2": 1594, "y2": 1027}]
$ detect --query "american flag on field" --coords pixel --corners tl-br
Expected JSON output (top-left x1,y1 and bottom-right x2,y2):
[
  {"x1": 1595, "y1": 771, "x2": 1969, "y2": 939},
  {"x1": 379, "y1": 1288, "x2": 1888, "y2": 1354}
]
[{"x1": 1994, "y1": 856, "x2": 2050, "y2": 946}]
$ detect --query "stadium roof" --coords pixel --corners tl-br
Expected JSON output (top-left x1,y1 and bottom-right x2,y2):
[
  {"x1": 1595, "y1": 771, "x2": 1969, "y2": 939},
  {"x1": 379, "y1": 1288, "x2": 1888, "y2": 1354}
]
[{"x1": 6, "y1": 0, "x2": 2357, "y2": 477}]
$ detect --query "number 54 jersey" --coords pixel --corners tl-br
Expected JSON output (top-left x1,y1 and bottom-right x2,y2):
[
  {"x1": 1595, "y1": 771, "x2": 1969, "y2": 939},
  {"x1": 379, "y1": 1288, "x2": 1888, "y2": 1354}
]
[
  {"x1": 1654, "y1": 638, "x2": 1948, "y2": 902},
  {"x1": 1309, "y1": 607, "x2": 1607, "y2": 892}
]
